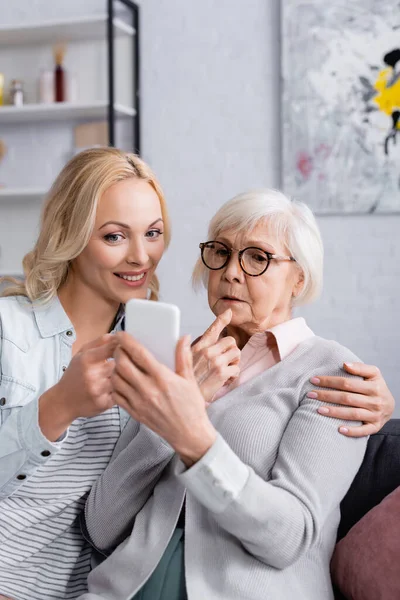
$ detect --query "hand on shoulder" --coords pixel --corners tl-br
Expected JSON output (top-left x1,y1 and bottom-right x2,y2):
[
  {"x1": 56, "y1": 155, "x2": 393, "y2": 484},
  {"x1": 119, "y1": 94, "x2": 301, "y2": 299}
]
[{"x1": 308, "y1": 362, "x2": 394, "y2": 437}]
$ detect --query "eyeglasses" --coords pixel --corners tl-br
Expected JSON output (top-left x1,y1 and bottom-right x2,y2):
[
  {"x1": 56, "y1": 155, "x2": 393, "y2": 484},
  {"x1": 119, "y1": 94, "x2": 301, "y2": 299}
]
[{"x1": 199, "y1": 241, "x2": 296, "y2": 277}]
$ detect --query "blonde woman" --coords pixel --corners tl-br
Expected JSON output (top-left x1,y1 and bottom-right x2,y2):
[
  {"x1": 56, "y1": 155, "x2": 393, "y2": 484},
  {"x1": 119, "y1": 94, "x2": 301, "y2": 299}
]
[{"x1": 0, "y1": 148, "x2": 171, "y2": 600}]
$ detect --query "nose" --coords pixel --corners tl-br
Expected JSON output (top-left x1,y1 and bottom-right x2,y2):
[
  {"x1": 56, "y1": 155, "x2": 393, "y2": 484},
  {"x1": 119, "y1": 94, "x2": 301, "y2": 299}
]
[
  {"x1": 222, "y1": 250, "x2": 244, "y2": 283},
  {"x1": 126, "y1": 238, "x2": 149, "y2": 267}
]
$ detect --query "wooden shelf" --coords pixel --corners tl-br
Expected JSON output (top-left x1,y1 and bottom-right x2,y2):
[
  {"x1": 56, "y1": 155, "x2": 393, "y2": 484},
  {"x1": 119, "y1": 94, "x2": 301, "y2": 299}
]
[
  {"x1": 0, "y1": 15, "x2": 135, "y2": 47},
  {"x1": 0, "y1": 188, "x2": 47, "y2": 202},
  {"x1": 0, "y1": 102, "x2": 135, "y2": 124}
]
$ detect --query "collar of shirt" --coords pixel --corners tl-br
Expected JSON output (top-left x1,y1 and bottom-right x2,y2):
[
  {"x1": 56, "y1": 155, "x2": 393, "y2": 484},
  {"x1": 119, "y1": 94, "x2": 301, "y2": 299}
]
[
  {"x1": 31, "y1": 295, "x2": 73, "y2": 338},
  {"x1": 244, "y1": 317, "x2": 315, "y2": 362},
  {"x1": 31, "y1": 296, "x2": 125, "y2": 338},
  {"x1": 212, "y1": 317, "x2": 315, "y2": 402}
]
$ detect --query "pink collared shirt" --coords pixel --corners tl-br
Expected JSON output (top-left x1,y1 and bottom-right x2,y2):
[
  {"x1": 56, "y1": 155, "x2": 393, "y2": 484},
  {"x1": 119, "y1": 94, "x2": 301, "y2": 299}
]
[{"x1": 213, "y1": 317, "x2": 315, "y2": 401}]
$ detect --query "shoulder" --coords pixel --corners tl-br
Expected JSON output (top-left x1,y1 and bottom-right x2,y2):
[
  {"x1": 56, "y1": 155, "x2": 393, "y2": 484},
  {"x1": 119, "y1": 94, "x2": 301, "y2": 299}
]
[
  {"x1": 288, "y1": 335, "x2": 361, "y2": 382},
  {"x1": 0, "y1": 295, "x2": 34, "y2": 321},
  {"x1": 0, "y1": 295, "x2": 38, "y2": 351},
  {"x1": 305, "y1": 335, "x2": 360, "y2": 364}
]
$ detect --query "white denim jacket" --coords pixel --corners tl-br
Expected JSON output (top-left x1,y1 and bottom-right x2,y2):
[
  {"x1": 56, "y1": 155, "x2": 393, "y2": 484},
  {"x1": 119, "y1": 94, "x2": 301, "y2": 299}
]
[{"x1": 0, "y1": 294, "x2": 128, "y2": 499}]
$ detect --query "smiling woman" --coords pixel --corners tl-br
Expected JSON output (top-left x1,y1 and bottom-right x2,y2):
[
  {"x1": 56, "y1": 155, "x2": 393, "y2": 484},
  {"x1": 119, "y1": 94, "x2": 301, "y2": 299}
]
[
  {"x1": 0, "y1": 147, "x2": 171, "y2": 600},
  {"x1": 62, "y1": 177, "x2": 166, "y2": 308}
]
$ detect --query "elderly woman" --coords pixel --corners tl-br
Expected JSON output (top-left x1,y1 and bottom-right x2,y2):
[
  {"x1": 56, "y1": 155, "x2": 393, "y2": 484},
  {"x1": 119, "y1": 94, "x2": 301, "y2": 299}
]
[{"x1": 79, "y1": 190, "x2": 388, "y2": 600}]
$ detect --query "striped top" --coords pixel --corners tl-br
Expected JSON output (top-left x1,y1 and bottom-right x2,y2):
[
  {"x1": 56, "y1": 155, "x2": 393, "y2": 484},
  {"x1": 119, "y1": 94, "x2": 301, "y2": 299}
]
[
  {"x1": 0, "y1": 409, "x2": 121, "y2": 600},
  {"x1": 0, "y1": 295, "x2": 126, "y2": 600}
]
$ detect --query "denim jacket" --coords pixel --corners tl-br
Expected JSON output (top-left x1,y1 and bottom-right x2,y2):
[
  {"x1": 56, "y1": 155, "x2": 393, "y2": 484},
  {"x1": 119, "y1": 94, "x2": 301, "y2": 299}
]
[{"x1": 0, "y1": 294, "x2": 128, "y2": 500}]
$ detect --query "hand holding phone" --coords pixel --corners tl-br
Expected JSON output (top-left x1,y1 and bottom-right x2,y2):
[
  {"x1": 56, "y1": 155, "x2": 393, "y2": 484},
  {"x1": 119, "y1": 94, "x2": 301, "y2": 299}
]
[{"x1": 124, "y1": 299, "x2": 181, "y2": 371}]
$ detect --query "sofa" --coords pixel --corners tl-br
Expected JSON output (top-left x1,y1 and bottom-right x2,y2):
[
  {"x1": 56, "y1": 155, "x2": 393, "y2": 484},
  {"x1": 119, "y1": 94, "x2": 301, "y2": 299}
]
[{"x1": 333, "y1": 419, "x2": 400, "y2": 599}]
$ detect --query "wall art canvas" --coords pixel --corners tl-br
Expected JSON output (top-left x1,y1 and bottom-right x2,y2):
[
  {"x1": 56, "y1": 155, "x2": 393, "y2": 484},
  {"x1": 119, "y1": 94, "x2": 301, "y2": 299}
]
[{"x1": 282, "y1": 0, "x2": 400, "y2": 213}]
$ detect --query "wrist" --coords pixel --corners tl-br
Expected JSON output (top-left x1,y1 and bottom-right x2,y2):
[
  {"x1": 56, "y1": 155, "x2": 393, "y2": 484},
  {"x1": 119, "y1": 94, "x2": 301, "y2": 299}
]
[
  {"x1": 176, "y1": 423, "x2": 217, "y2": 468},
  {"x1": 39, "y1": 384, "x2": 75, "y2": 442}
]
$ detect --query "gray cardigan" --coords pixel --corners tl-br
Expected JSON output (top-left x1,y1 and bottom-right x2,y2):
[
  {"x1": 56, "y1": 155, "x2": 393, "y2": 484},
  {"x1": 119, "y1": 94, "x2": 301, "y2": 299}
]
[{"x1": 79, "y1": 336, "x2": 367, "y2": 600}]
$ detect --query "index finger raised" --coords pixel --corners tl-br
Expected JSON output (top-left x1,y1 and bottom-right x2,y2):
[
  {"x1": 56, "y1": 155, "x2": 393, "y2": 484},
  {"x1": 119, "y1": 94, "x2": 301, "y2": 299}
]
[{"x1": 196, "y1": 309, "x2": 232, "y2": 349}]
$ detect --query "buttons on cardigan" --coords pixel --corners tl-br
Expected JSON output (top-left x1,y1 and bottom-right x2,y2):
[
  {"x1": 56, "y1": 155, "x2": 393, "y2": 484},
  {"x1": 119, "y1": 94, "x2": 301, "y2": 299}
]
[
  {"x1": 0, "y1": 397, "x2": 6, "y2": 406},
  {"x1": 62, "y1": 366, "x2": 67, "y2": 372},
  {"x1": 16, "y1": 474, "x2": 26, "y2": 480},
  {"x1": 41, "y1": 450, "x2": 51, "y2": 457},
  {"x1": 66, "y1": 330, "x2": 73, "y2": 337}
]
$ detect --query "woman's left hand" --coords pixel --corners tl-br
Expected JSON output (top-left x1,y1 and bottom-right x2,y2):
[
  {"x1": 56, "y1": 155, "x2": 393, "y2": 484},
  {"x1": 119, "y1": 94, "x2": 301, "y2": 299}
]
[
  {"x1": 308, "y1": 362, "x2": 395, "y2": 437},
  {"x1": 112, "y1": 332, "x2": 217, "y2": 466}
]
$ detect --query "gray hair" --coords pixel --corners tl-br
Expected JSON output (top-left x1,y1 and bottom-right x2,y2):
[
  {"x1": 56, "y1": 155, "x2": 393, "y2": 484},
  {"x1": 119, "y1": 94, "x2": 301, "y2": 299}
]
[{"x1": 192, "y1": 189, "x2": 323, "y2": 306}]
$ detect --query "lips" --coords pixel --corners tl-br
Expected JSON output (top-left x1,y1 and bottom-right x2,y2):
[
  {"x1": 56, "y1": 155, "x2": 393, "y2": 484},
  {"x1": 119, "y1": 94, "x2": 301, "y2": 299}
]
[
  {"x1": 114, "y1": 269, "x2": 148, "y2": 283},
  {"x1": 116, "y1": 273, "x2": 145, "y2": 282},
  {"x1": 221, "y1": 296, "x2": 243, "y2": 302},
  {"x1": 114, "y1": 269, "x2": 149, "y2": 287}
]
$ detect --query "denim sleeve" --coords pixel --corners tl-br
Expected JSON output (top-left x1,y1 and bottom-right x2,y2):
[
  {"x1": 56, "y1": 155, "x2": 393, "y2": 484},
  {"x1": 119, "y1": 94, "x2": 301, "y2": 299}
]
[{"x1": 0, "y1": 396, "x2": 67, "y2": 499}]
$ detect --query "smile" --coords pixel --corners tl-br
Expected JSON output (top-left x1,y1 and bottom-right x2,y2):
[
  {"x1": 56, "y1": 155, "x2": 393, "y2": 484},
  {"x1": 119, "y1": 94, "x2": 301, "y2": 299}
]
[{"x1": 116, "y1": 273, "x2": 146, "y2": 282}]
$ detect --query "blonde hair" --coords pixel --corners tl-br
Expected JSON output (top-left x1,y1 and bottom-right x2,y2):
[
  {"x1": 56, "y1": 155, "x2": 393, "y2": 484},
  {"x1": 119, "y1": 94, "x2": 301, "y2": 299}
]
[
  {"x1": 192, "y1": 188, "x2": 323, "y2": 306},
  {"x1": 0, "y1": 147, "x2": 170, "y2": 303}
]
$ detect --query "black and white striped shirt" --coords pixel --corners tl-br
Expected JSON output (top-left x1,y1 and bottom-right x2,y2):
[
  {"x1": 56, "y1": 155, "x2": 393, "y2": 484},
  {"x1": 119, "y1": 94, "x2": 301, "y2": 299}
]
[
  {"x1": 0, "y1": 410, "x2": 121, "y2": 600},
  {"x1": 0, "y1": 295, "x2": 126, "y2": 599}
]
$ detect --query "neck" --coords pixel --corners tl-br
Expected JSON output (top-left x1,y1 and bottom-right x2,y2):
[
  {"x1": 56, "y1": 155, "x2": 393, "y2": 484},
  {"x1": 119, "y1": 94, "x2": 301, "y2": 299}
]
[
  {"x1": 226, "y1": 309, "x2": 294, "y2": 350},
  {"x1": 58, "y1": 276, "x2": 120, "y2": 342},
  {"x1": 225, "y1": 326, "x2": 251, "y2": 350}
]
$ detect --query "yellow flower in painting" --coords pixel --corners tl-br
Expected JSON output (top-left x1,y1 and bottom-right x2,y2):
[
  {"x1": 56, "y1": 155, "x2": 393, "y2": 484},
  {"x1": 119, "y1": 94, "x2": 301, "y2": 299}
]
[{"x1": 373, "y1": 67, "x2": 400, "y2": 125}]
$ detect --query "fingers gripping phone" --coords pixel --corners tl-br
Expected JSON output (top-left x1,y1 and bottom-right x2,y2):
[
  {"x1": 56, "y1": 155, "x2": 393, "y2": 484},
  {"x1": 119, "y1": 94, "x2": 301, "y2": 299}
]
[{"x1": 124, "y1": 299, "x2": 181, "y2": 371}]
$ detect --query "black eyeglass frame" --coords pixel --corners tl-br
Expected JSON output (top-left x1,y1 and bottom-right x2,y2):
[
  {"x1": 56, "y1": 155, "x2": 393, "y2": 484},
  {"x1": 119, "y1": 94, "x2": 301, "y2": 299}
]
[{"x1": 199, "y1": 241, "x2": 296, "y2": 277}]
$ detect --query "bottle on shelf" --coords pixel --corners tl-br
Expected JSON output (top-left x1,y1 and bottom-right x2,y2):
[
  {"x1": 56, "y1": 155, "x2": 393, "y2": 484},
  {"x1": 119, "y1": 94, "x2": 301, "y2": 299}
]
[
  {"x1": 39, "y1": 69, "x2": 55, "y2": 104},
  {"x1": 53, "y1": 44, "x2": 66, "y2": 102},
  {"x1": 9, "y1": 80, "x2": 24, "y2": 106},
  {"x1": 0, "y1": 73, "x2": 4, "y2": 106}
]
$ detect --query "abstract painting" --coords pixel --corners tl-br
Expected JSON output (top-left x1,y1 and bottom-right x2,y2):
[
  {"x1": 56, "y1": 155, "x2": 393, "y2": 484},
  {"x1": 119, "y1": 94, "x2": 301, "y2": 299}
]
[{"x1": 282, "y1": 0, "x2": 400, "y2": 213}]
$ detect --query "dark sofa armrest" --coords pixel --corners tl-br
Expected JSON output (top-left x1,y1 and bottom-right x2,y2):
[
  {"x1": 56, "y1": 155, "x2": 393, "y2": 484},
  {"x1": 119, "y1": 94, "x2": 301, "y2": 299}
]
[{"x1": 338, "y1": 419, "x2": 400, "y2": 541}]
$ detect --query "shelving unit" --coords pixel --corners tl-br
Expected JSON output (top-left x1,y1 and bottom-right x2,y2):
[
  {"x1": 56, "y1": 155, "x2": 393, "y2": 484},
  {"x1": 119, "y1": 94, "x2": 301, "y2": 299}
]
[
  {"x1": 0, "y1": 188, "x2": 48, "y2": 202},
  {"x1": 0, "y1": 0, "x2": 140, "y2": 276},
  {"x1": 0, "y1": 0, "x2": 140, "y2": 150},
  {"x1": 0, "y1": 14, "x2": 135, "y2": 46},
  {"x1": 0, "y1": 102, "x2": 135, "y2": 124}
]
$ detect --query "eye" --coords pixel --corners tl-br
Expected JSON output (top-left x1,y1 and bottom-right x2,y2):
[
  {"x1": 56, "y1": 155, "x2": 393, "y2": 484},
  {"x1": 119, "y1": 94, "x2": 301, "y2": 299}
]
[
  {"x1": 209, "y1": 243, "x2": 229, "y2": 257},
  {"x1": 250, "y1": 251, "x2": 268, "y2": 263},
  {"x1": 146, "y1": 229, "x2": 163, "y2": 240},
  {"x1": 104, "y1": 233, "x2": 124, "y2": 244}
]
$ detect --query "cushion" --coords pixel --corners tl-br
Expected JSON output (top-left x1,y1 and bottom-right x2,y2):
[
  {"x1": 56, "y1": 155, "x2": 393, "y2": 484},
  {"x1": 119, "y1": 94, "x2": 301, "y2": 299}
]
[
  {"x1": 331, "y1": 484, "x2": 400, "y2": 600},
  {"x1": 338, "y1": 419, "x2": 400, "y2": 541}
]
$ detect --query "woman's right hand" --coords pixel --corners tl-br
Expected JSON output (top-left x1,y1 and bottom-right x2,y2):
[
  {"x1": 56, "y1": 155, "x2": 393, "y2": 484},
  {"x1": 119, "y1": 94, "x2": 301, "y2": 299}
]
[
  {"x1": 191, "y1": 309, "x2": 241, "y2": 404},
  {"x1": 39, "y1": 334, "x2": 118, "y2": 441}
]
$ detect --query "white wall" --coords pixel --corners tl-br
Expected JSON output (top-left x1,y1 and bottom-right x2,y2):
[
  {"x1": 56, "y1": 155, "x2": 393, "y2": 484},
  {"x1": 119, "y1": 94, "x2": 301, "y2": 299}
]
[{"x1": 1, "y1": 0, "x2": 399, "y2": 411}]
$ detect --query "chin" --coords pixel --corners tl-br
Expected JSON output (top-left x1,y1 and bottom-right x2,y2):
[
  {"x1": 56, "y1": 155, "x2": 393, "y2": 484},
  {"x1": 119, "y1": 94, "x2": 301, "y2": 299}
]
[
  {"x1": 123, "y1": 289, "x2": 148, "y2": 302},
  {"x1": 229, "y1": 315, "x2": 246, "y2": 327}
]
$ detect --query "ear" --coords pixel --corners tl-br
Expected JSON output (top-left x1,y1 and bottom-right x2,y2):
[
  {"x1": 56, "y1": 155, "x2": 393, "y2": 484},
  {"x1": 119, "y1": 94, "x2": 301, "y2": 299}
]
[{"x1": 292, "y1": 268, "x2": 305, "y2": 299}]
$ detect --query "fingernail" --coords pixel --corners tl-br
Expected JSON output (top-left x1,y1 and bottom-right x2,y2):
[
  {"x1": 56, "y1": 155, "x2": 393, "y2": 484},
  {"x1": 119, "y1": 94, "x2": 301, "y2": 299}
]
[
  {"x1": 310, "y1": 377, "x2": 320, "y2": 384},
  {"x1": 339, "y1": 427, "x2": 349, "y2": 434},
  {"x1": 344, "y1": 362, "x2": 353, "y2": 368},
  {"x1": 185, "y1": 334, "x2": 192, "y2": 347},
  {"x1": 307, "y1": 391, "x2": 318, "y2": 399},
  {"x1": 318, "y1": 407, "x2": 329, "y2": 414}
]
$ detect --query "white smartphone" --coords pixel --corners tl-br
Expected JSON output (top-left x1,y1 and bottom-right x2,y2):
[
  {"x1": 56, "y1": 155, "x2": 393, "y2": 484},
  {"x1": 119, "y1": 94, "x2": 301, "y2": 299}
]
[{"x1": 124, "y1": 299, "x2": 181, "y2": 371}]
